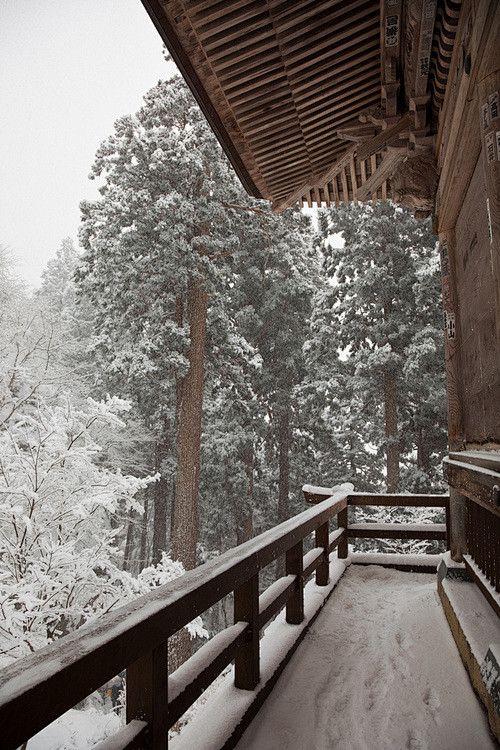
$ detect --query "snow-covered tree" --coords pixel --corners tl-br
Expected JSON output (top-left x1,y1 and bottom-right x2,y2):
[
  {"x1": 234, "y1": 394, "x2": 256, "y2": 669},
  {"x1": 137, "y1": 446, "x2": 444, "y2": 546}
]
[{"x1": 313, "y1": 202, "x2": 447, "y2": 494}]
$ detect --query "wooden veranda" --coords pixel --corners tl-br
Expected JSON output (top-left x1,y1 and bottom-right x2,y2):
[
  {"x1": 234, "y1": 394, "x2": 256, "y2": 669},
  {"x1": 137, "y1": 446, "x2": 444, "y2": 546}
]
[{"x1": 1, "y1": 0, "x2": 499, "y2": 747}]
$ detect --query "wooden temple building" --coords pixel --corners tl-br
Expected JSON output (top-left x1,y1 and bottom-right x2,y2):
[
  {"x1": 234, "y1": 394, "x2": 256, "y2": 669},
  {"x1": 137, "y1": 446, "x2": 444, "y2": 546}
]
[{"x1": 1, "y1": 0, "x2": 499, "y2": 747}]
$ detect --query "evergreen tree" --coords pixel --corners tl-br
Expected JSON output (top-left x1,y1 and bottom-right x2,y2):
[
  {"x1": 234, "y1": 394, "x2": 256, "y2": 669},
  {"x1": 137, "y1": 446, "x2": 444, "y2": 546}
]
[
  {"x1": 76, "y1": 76, "x2": 274, "y2": 612},
  {"x1": 312, "y1": 202, "x2": 447, "y2": 494}
]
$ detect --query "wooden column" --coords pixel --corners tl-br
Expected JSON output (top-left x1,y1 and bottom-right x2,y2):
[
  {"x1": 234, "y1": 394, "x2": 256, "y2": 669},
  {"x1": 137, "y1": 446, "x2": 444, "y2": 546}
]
[
  {"x1": 127, "y1": 642, "x2": 168, "y2": 750},
  {"x1": 285, "y1": 541, "x2": 304, "y2": 624},
  {"x1": 234, "y1": 574, "x2": 259, "y2": 690},
  {"x1": 439, "y1": 229, "x2": 465, "y2": 449},
  {"x1": 478, "y1": 67, "x2": 500, "y2": 366},
  {"x1": 315, "y1": 521, "x2": 329, "y2": 586},
  {"x1": 439, "y1": 229, "x2": 467, "y2": 560}
]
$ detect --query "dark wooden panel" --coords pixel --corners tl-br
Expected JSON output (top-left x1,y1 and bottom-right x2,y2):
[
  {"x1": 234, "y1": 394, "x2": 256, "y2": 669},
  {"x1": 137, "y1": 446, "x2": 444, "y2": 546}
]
[
  {"x1": 348, "y1": 493, "x2": 449, "y2": 507},
  {"x1": 348, "y1": 523, "x2": 446, "y2": 540},
  {"x1": 126, "y1": 642, "x2": 168, "y2": 750},
  {"x1": 234, "y1": 575, "x2": 260, "y2": 690},
  {"x1": 286, "y1": 541, "x2": 304, "y2": 624},
  {"x1": 315, "y1": 522, "x2": 329, "y2": 586}
]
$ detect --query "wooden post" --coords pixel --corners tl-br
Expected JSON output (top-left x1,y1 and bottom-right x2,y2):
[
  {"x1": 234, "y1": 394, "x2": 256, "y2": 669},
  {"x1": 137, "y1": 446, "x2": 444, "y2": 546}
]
[
  {"x1": 127, "y1": 642, "x2": 168, "y2": 750},
  {"x1": 286, "y1": 541, "x2": 304, "y2": 624},
  {"x1": 439, "y1": 229, "x2": 465, "y2": 449},
  {"x1": 449, "y1": 489, "x2": 468, "y2": 562},
  {"x1": 478, "y1": 67, "x2": 500, "y2": 368},
  {"x1": 439, "y1": 228, "x2": 467, "y2": 561},
  {"x1": 315, "y1": 521, "x2": 329, "y2": 586},
  {"x1": 234, "y1": 574, "x2": 259, "y2": 690},
  {"x1": 337, "y1": 507, "x2": 348, "y2": 559}
]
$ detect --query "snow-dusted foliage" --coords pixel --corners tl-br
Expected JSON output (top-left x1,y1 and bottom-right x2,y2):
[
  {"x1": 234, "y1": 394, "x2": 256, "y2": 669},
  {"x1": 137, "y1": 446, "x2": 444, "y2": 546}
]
[{"x1": 0, "y1": 270, "x2": 205, "y2": 666}]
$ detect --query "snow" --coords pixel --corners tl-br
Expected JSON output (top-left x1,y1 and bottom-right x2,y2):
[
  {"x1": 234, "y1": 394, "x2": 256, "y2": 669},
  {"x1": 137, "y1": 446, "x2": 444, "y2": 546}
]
[
  {"x1": 302, "y1": 483, "x2": 354, "y2": 496},
  {"x1": 441, "y1": 575, "x2": 500, "y2": 664},
  {"x1": 302, "y1": 546, "x2": 324, "y2": 571},
  {"x1": 93, "y1": 720, "x2": 147, "y2": 750},
  {"x1": 328, "y1": 527, "x2": 345, "y2": 546},
  {"x1": 258, "y1": 575, "x2": 296, "y2": 615},
  {"x1": 173, "y1": 563, "x2": 496, "y2": 750},
  {"x1": 169, "y1": 622, "x2": 248, "y2": 703},
  {"x1": 350, "y1": 552, "x2": 443, "y2": 567},
  {"x1": 27, "y1": 708, "x2": 121, "y2": 750},
  {"x1": 440, "y1": 550, "x2": 466, "y2": 569}
]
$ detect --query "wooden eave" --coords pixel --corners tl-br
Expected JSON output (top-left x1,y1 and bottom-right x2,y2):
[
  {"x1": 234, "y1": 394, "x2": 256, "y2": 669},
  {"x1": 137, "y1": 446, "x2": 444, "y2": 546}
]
[{"x1": 141, "y1": 0, "x2": 461, "y2": 211}]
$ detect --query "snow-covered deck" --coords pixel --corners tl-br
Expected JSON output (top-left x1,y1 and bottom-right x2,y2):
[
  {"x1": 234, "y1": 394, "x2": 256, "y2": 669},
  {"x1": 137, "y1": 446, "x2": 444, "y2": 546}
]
[
  {"x1": 177, "y1": 563, "x2": 496, "y2": 750},
  {"x1": 235, "y1": 565, "x2": 496, "y2": 750}
]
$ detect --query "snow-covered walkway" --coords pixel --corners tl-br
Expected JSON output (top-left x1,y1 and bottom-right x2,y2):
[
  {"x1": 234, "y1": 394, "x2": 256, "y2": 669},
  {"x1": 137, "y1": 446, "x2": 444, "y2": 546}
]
[{"x1": 235, "y1": 565, "x2": 496, "y2": 750}]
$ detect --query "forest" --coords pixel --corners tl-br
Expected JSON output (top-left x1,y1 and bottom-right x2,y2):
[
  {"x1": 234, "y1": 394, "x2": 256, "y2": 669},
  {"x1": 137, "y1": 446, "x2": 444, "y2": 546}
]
[{"x1": 0, "y1": 76, "x2": 447, "y2": 676}]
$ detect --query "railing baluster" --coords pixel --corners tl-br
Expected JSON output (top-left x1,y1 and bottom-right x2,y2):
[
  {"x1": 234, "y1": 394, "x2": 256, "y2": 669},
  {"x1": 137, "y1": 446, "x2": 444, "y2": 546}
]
[
  {"x1": 315, "y1": 521, "x2": 329, "y2": 586},
  {"x1": 286, "y1": 540, "x2": 304, "y2": 624},
  {"x1": 495, "y1": 513, "x2": 500, "y2": 593},
  {"x1": 127, "y1": 641, "x2": 168, "y2": 749},
  {"x1": 338, "y1": 506, "x2": 348, "y2": 558},
  {"x1": 445, "y1": 498, "x2": 451, "y2": 551},
  {"x1": 234, "y1": 574, "x2": 260, "y2": 690}
]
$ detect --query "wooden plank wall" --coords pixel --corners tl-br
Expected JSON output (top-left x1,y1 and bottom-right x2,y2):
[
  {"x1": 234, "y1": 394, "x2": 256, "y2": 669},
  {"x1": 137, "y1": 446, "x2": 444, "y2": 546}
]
[
  {"x1": 436, "y1": 0, "x2": 500, "y2": 448},
  {"x1": 455, "y1": 159, "x2": 500, "y2": 443}
]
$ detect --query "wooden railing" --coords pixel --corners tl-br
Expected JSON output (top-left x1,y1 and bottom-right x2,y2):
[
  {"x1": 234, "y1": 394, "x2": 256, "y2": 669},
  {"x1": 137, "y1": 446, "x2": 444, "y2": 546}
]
[
  {"x1": 465, "y1": 499, "x2": 500, "y2": 594},
  {"x1": 0, "y1": 487, "x2": 450, "y2": 750},
  {"x1": 0, "y1": 488, "x2": 350, "y2": 750},
  {"x1": 303, "y1": 488, "x2": 449, "y2": 551},
  {"x1": 444, "y1": 451, "x2": 500, "y2": 611}
]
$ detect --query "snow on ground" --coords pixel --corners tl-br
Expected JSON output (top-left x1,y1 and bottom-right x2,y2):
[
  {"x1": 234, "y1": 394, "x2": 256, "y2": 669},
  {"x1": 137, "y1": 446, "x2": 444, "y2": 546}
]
[
  {"x1": 27, "y1": 707, "x2": 121, "y2": 750},
  {"x1": 234, "y1": 565, "x2": 496, "y2": 750}
]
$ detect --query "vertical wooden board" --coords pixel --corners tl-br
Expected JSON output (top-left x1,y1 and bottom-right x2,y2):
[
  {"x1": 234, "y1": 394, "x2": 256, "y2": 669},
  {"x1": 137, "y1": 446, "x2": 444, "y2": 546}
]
[
  {"x1": 455, "y1": 157, "x2": 500, "y2": 442},
  {"x1": 285, "y1": 541, "x2": 304, "y2": 625}
]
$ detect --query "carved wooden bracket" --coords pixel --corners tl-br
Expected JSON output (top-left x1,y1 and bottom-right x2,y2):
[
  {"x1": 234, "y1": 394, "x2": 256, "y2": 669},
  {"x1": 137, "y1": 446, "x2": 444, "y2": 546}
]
[{"x1": 391, "y1": 154, "x2": 439, "y2": 218}]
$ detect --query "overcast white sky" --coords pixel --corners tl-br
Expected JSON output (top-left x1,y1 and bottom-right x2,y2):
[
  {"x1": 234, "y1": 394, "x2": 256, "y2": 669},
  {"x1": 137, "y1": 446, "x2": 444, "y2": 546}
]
[{"x1": 0, "y1": 0, "x2": 177, "y2": 288}]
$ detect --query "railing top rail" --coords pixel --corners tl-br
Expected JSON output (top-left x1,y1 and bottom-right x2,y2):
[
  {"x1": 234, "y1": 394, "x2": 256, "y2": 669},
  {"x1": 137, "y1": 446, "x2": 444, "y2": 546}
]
[
  {"x1": 0, "y1": 486, "x2": 350, "y2": 730},
  {"x1": 347, "y1": 492, "x2": 449, "y2": 507}
]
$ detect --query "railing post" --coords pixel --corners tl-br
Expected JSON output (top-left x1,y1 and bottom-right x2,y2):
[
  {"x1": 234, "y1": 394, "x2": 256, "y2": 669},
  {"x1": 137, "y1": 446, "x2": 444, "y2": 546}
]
[
  {"x1": 286, "y1": 540, "x2": 304, "y2": 624},
  {"x1": 315, "y1": 521, "x2": 329, "y2": 586},
  {"x1": 127, "y1": 641, "x2": 168, "y2": 749},
  {"x1": 234, "y1": 574, "x2": 259, "y2": 690},
  {"x1": 337, "y1": 505, "x2": 348, "y2": 559}
]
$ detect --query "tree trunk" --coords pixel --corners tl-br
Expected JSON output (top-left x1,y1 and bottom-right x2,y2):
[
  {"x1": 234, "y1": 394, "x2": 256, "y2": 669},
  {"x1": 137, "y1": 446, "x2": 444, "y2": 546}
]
[
  {"x1": 277, "y1": 407, "x2": 290, "y2": 524},
  {"x1": 152, "y1": 473, "x2": 168, "y2": 565},
  {"x1": 241, "y1": 442, "x2": 254, "y2": 543},
  {"x1": 170, "y1": 278, "x2": 207, "y2": 671},
  {"x1": 384, "y1": 370, "x2": 400, "y2": 493},
  {"x1": 139, "y1": 493, "x2": 150, "y2": 569},
  {"x1": 123, "y1": 513, "x2": 137, "y2": 573},
  {"x1": 417, "y1": 426, "x2": 429, "y2": 474},
  {"x1": 171, "y1": 278, "x2": 208, "y2": 571}
]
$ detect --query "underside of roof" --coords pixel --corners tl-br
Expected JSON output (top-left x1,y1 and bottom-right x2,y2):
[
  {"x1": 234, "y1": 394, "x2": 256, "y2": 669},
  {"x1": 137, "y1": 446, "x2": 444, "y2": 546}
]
[{"x1": 141, "y1": 0, "x2": 461, "y2": 211}]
